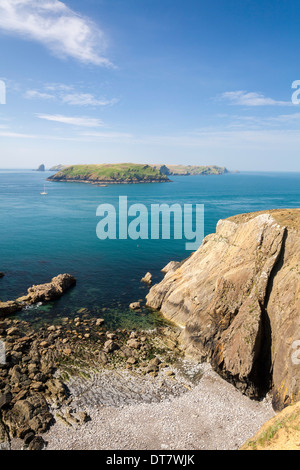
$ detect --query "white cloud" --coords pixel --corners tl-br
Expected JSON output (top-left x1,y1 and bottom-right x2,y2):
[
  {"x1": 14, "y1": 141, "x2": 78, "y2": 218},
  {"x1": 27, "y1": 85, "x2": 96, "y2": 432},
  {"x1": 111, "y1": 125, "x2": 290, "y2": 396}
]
[
  {"x1": 268, "y1": 112, "x2": 300, "y2": 123},
  {"x1": 0, "y1": 131, "x2": 37, "y2": 138},
  {"x1": 24, "y1": 85, "x2": 118, "y2": 107},
  {"x1": 80, "y1": 131, "x2": 133, "y2": 140},
  {"x1": 215, "y1": 112, "x2": 300, "y2": 130},
  {"x1": 62, "y1": 93, "x2": 118, "y2": 107},
  {"x1": 45, "y1": 83, "x2": 74, "y2": 92},
  {"x1": 0, "y1": 0, "x2": 113, "y2": 66},
  {"x1": 25, "y1": 90, "x2": 55, "y2": 100},
  {"x1": 37, "y1": 113, "x2": 104, "y2": 127},
  {"x1": 219, "y1": 90, "x2": 290, "y2": 106}
]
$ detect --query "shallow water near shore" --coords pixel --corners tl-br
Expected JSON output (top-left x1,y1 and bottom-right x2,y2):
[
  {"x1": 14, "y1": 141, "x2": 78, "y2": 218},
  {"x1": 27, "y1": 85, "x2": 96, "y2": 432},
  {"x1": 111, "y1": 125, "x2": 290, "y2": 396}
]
[{"x1": 1, "y1": 169, "x2": 300, "y2": 328}]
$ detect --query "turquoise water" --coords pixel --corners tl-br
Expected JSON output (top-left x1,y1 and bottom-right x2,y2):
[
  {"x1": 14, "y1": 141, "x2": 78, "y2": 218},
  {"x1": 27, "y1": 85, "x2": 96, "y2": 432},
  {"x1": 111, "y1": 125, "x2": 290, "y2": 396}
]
[{"x1": 0, "y1": 169, "x2": 299, "y2": 328}]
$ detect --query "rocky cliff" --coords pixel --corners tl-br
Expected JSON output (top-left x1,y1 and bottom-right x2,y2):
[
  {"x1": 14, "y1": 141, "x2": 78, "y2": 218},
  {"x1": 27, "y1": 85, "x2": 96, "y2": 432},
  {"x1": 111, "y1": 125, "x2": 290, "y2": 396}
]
[{"x1": 146, "y1": 209, "x2": 300, "y2": 411}]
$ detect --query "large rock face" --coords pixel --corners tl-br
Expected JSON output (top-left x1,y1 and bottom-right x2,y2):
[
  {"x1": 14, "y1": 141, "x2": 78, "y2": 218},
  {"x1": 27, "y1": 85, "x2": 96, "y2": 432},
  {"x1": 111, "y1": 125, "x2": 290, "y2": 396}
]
[{"x1": 146, "y1": 209, "x2": 300, "y2": 411}]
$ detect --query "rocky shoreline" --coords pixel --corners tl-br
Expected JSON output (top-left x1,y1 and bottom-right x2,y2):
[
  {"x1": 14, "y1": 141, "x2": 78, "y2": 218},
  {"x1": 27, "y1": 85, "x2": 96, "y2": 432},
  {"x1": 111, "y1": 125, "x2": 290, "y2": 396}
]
[
  {"x1": 0, "y1": 312, "x2": 277, "y2": 451},
  {"x1": 2, "y1": 208, "x2": 300, "y2": 449},
  {"x1": 0, "y1": 312, "x2": 187, "y2": 450},
  {"x1": 47, "y1": 179, "x2": 169, "y2": 185}
]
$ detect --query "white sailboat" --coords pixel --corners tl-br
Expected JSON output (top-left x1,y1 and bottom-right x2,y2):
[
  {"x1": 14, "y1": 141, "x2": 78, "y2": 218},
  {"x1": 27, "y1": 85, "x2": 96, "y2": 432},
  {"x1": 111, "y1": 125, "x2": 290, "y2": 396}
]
[{"x1": 41, "y1": 184, "x2": 48, "y2": 195}]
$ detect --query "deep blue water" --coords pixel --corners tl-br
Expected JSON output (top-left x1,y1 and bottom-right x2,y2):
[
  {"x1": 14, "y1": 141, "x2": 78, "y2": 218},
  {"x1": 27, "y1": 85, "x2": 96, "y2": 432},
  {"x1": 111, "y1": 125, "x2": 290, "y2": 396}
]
[{"x1": 0, "y1": 169, "x2": 299, "y2": 329}]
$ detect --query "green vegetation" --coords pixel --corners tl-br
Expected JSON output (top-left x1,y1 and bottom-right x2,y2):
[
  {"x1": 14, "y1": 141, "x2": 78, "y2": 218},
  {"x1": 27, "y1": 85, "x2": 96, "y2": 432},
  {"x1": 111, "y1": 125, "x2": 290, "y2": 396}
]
[
  {"x1": 49, "y1": 164, "x2": 68, "y2": 171},
  {"x1": 241, "y1": 402, "x2": 300, "y2": 450},
  {"x1": 152, "y1": 164, "x2": 229, "y2": 175},
  {"x1": 48, "y1": 163, "x2": 170, "y2": 184}
]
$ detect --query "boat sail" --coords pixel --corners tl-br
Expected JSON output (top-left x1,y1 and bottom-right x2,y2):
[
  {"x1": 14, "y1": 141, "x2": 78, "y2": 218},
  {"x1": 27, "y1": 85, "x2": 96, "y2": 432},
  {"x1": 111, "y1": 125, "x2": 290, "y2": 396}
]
[{"x1": 41, "y1": 184, "x2": 48, "y2": 195}]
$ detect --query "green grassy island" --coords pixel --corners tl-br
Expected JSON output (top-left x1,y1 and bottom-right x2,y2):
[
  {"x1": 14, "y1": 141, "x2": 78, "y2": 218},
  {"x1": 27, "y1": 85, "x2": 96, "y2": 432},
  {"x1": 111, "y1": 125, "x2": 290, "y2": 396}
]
[
  {"x1": 47, "y1": 163, "x2": 171, "y2": 185},
  {"x1": 152, "y1": 164, "x2": 229, "y2": 175}
]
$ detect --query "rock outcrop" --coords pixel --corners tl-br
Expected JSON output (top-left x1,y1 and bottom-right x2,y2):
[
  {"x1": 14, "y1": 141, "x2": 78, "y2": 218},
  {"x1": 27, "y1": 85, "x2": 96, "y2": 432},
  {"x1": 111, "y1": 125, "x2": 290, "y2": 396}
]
[
  {"x1": 0, "y1": 274, "x2": 76, "y2": 318},
  {"x1": 0, "y1": 301, "x2": 23, "y2": 317},
  {"x1": 146, "y1": 209, "x2": 300, "y2": 411},
  {"x1": 16, "y1": 274, "x2": 76, "y2": 305},
  {"x1": 141, "y1": 272, "x2": 153, "y2": 285}
]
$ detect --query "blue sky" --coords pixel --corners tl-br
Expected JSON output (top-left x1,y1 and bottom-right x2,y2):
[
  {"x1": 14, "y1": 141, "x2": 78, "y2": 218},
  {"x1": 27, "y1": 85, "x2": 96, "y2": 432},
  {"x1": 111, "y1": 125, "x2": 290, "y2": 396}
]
[{"x1": 0, "y1": 0, "x2": 300, "y2": 170}]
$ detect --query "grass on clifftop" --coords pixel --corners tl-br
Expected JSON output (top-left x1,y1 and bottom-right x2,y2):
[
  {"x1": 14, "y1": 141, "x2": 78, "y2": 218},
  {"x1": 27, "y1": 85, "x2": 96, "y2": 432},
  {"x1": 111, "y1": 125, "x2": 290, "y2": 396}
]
[
  {"x1": 227, "y1": 208, "x2": 300, "y2": 231},
  {"x1": 241, "y1": 401, "x2": 300, "y2": 450},
  {"x1": 48, "y1": 163, "x2": 170, "y2": 183},
  {"x1": 166, "y1": 165, "x2": 228, "y2": 175},
  {"x1": 151, "y1": 164, "x2": 228, "y2": 175}
]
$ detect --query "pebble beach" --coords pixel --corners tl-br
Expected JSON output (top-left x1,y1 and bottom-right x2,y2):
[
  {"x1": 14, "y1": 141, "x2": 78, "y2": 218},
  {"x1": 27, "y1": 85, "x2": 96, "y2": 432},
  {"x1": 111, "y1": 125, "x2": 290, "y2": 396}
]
[{"x1": 37, "y1": 362, "x2": 274, "y2": 451}]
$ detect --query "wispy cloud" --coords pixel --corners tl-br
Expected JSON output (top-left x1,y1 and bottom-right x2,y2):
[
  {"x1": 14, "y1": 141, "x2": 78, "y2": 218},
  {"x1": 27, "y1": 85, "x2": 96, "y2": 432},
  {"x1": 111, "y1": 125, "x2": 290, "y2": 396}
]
[
  {"x1": 62, "y1": 93, "x2": 118, "y2": 107},
  {"x1": 37, "y1": 113, "x2": 105, "y2": 127},
  {"x1": 0, "y1": 131, "x2": 38, "y2": 138},
  {"x1": 0, "y1": 0, "x2": 113, "y2": 66},
  {"x1": 218, "y1": 90, "x2": 290, "y2": 106},
  {"x1": 45, "y1": 83, "x2": 74, "y2": 92},
  {"x1": 24, "y1": 85, "x2": 117, "y2": 107},
  {"x1": 25, "y1": 90, "x2": 55, "y2": 100},
  {"x1": 80, "y1": 131, "x2": 133, "y2": 140},
  {"x1": 213, "y1": 112, "x2": 300, "y2": 131}
]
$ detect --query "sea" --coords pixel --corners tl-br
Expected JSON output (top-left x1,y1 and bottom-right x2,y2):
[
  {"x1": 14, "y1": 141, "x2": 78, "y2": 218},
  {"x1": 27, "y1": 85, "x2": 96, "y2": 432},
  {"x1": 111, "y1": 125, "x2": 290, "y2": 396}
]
[{"x1": 0, "y1": 169, "x2": 299, "y2": 330}]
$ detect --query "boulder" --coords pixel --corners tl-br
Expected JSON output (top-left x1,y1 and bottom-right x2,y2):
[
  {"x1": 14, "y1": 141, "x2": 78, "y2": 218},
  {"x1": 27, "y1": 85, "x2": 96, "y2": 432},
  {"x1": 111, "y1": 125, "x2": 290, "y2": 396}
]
[
  {"x1": 141, "y1": 272, "x2": 152, "y2": 285},
  {"x1": 103, "y1": 340, "x2": 119, "y2": 353},
  {"x1": 0, "y1": 392, "x2": 12, "y2": 409},
  {"x1": 0, "y1": 417, "x2": 9, "y2": 447},
  {"x1": 45, "y1": 379, "x2": 67, "y2": 400},
  {"x1": 0, "y1": 301, "x2": 22, "y2": 318},
  {"x1": 127, "y1": 339, "x2": 141, "y2": 349},
  {"x1": 2, "y1": 394, "x2": 52, "y2": 437},
  {"x1": 27, "y1": 436, "x2": 46, "y2": 450},
  {"x1": 129, "y1": 302, "x2": 141, "y2": 310}
]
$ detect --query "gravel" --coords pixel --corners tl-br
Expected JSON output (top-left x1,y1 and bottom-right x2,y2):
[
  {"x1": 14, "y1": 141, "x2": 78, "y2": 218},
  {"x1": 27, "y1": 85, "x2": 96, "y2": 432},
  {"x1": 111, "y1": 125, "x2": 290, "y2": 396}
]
[{"x1": 40, "y1": 361, "x2": 275, "y2": 450}]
